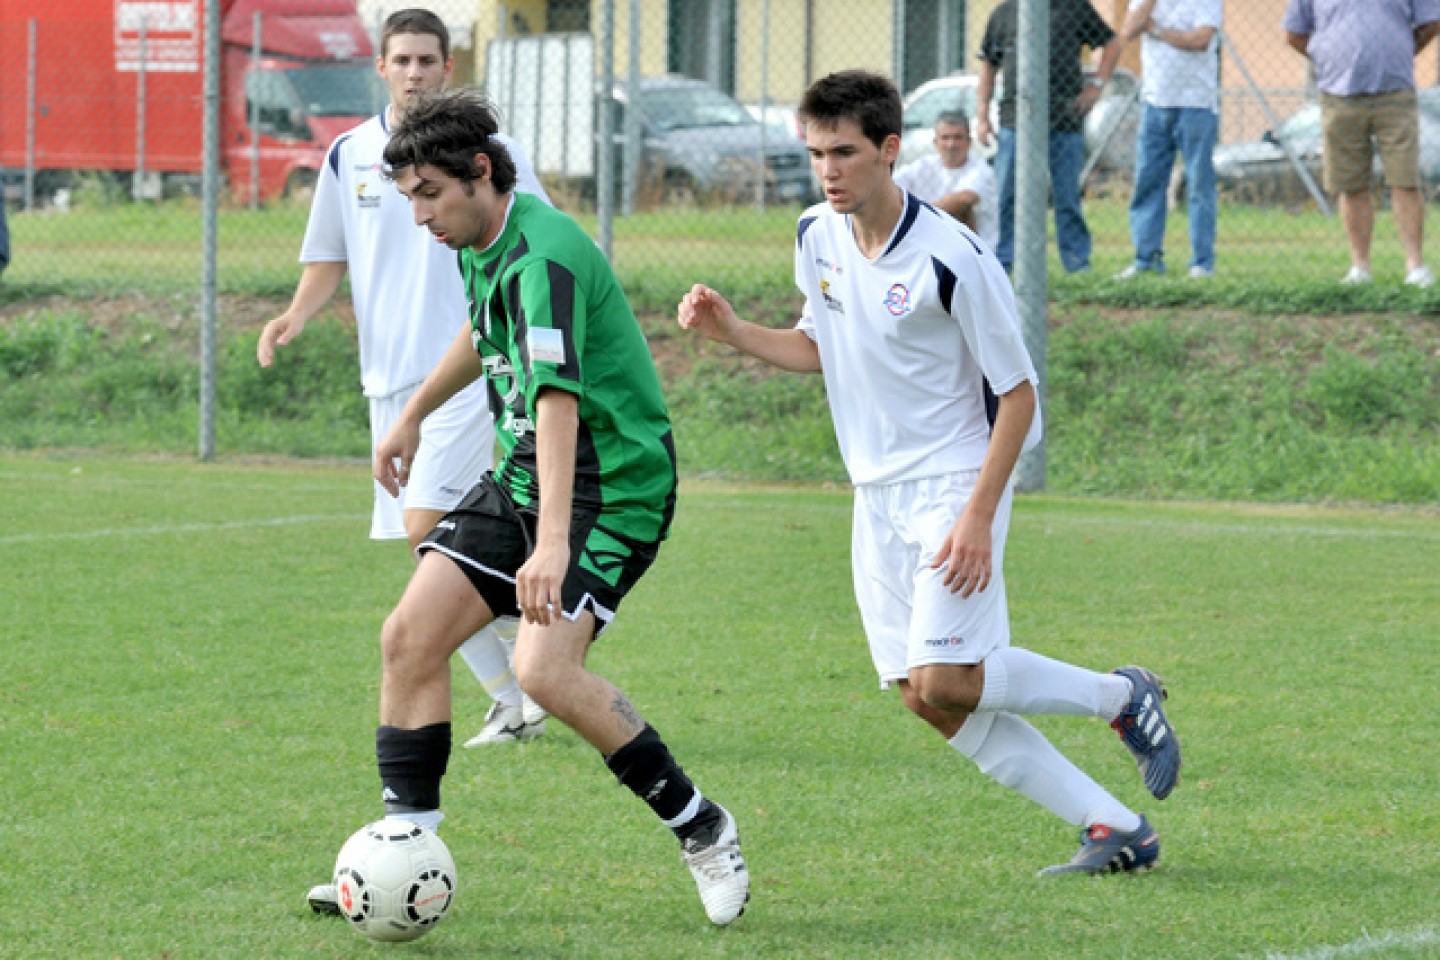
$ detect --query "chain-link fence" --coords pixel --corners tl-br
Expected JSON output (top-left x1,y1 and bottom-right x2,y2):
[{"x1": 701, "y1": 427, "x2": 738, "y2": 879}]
[{"x1": 3, "y1": 0, "x2": 1439, "y2": 301}]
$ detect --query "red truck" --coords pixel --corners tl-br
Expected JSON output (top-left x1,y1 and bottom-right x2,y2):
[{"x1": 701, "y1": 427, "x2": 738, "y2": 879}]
[{"x1": 0, "y1": 0, "x2": 383, "y2": 202}]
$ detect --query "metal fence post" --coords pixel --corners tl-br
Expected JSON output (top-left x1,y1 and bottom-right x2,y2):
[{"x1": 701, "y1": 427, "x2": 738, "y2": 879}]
[
  {"x1": 250, "y1": 10, "x2": 261, "y2": 211},
  {"x1": 597, "y1": 0, "x2": 615, "y2": 260},
  {"x1": 25, "y1": 18, "x2": 36, "y2": 212},
  {"x1": 133, "y1": 17, "x2": 148, "y2": 201},
  {"x1": 1014, "y1": 0, "x2": 1049, "y2": 493},
  {"x1": 199, "y1": 0, "x2": 220, "y2": 461}
]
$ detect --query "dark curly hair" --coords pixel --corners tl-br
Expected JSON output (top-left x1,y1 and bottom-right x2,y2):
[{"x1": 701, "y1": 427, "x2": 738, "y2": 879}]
[{"x1": 382, "y1": 88, "x2": 517, "y2": 194}]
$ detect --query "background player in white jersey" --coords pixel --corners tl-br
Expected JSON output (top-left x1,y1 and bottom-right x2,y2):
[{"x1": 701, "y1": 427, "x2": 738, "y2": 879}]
[
  {"x1": 893, "y1": 109, "x2": 999, "y2": 248},
  {"x1": 678, "y1": 70, "x2": 1183, "y2": 876},
  {"x1": 255, "y1": 9, "x2": 548, "y2": 912}
]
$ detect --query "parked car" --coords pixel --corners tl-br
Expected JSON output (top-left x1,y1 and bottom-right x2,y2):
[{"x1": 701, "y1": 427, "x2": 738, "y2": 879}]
[
  {"x1": 1212, "y1": 88, "x2": 1440, "y2": 204},
  {"x1": 897, "y1": 68, "x2": 1139, "y2": 177},
  {"x1": 608, "y1": 76, "x2": 816, "y2": 204}
]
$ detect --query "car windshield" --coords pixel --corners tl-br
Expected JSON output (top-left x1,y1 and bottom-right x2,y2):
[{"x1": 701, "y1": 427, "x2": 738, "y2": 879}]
[
  {"x1": 904, "y1": 83, "x2": 978, "y2": 131},
  {"x1": 284, "y1": 64, "x2": 387, "y2": 118},
  {"x1": 638, "y1": 85, "x2": 756, "y2": 131}
]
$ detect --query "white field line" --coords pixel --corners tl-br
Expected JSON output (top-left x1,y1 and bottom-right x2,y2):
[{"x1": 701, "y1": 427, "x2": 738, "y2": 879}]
[
  {"x1": 1265, "y1": 926, "x2": 1440, "y2": 960},
  {"x1": 1031, "y1": 513, "x2": 1440, "y2": 543},
  {"x1": 0, "y1": 513, "x2": 367, "y2": 547}
]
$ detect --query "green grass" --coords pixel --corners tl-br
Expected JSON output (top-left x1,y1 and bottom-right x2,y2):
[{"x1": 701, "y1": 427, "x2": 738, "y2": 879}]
[
  {"x1": 5, "y1": 194, "x2": 1440, "y2": 313},
  {"x1": 2, "y1": 454, "x2": 1438, "y2": 959}
]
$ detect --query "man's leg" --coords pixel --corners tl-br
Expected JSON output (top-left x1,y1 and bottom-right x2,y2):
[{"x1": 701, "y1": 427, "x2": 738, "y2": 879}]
[
  {"x1": 1339, "y1": 189, "x2": 1375, "y2": 276},
  {"x1": 376, "y1": 552, "x2": 497, "y2": 827},
  {"x1": 994, "y1": 127, "x2": 1018, "y2": 271},
  {"x1": 1392, "y1": 185, "x2": 1426, "y2": 273},
  {"x1": 1049, "y1": 130, "x2": 1091, "y2": 273},
  {"x1": 512, "y1": 612, "x2": 749, "y2": 925},
  {"x1": 404, "y1": 506, "x2": 539, "y2": 746},
  {"x1": 1178, "y1": 107, "x2": 1219, "y2": 273},
  {"x1": 1126, "y1": 105, "x2": 1177, "y2": 272}
]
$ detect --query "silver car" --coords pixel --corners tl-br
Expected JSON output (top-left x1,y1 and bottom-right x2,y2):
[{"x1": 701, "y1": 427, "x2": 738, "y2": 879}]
[{"x1": 898, "y1": 68, "x2": 1140, "y2": 181}]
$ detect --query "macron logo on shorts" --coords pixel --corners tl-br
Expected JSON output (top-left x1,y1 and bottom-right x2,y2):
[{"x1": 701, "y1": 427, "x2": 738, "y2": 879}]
[{"x1": 924, "y1": 635, "x2": 967, "y2": 648}]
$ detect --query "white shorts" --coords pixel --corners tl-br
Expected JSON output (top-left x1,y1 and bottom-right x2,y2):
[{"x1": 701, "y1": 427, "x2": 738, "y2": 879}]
[
  {"x1": 369, "y1": 380, "x2": 495, "y2": 540},
  {"x1": 851, "y1": 471, "x2": 1014, "y2": 687}
]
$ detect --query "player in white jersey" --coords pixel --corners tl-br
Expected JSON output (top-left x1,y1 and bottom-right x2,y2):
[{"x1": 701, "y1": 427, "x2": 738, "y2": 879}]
[
  {"x1": 679, "y1": 70, "x2": 1183, "y2": 877},
  {"x1": 893, "y1": 110, "x2": 999, "y2": 249},
  {"x1": 256, "y1": 10, "x2": 549, "y2": 914}
]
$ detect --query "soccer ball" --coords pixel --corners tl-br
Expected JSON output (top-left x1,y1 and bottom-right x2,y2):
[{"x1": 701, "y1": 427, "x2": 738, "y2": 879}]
[{"x1": 333, "y1": 819, "x2": 457, "y2": 942}]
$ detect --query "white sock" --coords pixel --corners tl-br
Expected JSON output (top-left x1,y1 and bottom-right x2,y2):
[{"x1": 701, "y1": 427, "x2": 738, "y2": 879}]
[
  {"x1": 977, "y1": 648, "x2": 1131, "y2": 720},
  {"x1": 949, "y1": 711, "x2": 1140, "y2": 831},
  {"x1": 457, "y1": 626, "x2": 521, "y2": 707},
  {"x1": 386, "y1": 809, "x2": 444, "y2": 832}
]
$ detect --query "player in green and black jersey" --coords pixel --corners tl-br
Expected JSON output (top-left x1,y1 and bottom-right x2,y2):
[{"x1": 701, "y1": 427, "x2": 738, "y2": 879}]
[{"x1": 361, "y1": 87, "x2": 749, "y2": 927}]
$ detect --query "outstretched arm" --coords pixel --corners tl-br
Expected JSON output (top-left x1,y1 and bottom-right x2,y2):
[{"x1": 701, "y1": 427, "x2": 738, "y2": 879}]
[{"x1": 677, "y1": 283, "x2": 822, "y2": 372}]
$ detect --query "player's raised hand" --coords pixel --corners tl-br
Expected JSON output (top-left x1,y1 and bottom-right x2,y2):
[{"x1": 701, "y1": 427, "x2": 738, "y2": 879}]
[
  {"x1": 677, "y1": 284, "x2": 740, "y2": 344},
  {"x1": 374, "y1": 416, "x2": 421, "y2": 498},
  {"x1": 256, "y1": 312, "x2": 306, "y2": 368}
]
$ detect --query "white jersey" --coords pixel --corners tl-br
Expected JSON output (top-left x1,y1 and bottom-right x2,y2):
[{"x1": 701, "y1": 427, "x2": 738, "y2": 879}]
[
  {"x1": 1131, "y1": 0, "x2": 1223, "y2": 112},
  {"x1": 299, "y1": 110, "x2": 551, "y2": 398},
  {"x1": 893, "y1": 154, "x2": 999, "y2": 249},
  {"x1": 794, "y1": 191, "x2": 1041, "y2": 486}
]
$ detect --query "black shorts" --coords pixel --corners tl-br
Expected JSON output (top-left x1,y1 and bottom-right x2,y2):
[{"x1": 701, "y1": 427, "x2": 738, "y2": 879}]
[{"x1": 418, "y1": 474, "x2": 660, "y2": 635}]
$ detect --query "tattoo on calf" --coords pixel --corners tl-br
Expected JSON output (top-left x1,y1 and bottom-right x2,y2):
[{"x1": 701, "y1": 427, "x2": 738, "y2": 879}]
[{"x1": 610, "y1": 692, "x2": 645, "y2": 734}]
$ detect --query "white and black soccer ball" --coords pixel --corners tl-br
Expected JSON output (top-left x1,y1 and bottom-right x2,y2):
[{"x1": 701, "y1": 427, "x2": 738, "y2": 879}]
[{"x1": 333, "y1": 819, "x2": 457, "y2": 942}]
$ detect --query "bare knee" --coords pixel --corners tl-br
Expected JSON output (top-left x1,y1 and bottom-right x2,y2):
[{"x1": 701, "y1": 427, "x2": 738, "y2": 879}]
[
  {"x1": 380, "y1": 609, "x2": 445, "y2": 685},
  {"x1": 908, "y1": 663, "x2": 985, "y2": 714}
]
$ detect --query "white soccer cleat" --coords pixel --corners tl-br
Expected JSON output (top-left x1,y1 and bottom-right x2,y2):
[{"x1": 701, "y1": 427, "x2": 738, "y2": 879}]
[
  {"x1": 521, "y1": 692, "x2": 549, "y2": 726},
  {"x1": 681, "y1": 805, "x2": 750, "y2": 926},
  {"x1": 306, "y1": 882, "x2": 341, "y2": 916},
  {"x1": 462, "y1": 701, "x2": 544, "y2": 748}
]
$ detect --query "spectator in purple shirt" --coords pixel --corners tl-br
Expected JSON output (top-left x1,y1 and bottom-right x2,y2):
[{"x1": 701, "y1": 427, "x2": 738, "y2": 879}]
[{"x1": 1284, "y1": 0, "x2": 1440, "y2": 287}]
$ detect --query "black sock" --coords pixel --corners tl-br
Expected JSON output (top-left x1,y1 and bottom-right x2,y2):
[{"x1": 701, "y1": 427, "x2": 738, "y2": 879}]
[
  {"x1": 605, "y1": 725, "x2": 719, "y2": 842},
  {"x1": 376, "y1": 722, "x2": 451, "y2": 815}
]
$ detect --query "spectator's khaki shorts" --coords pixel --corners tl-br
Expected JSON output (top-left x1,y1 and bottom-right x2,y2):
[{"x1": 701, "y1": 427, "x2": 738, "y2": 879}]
[{"x1": 1321, "y1": 89, "x2": 1421, "y2": 193}]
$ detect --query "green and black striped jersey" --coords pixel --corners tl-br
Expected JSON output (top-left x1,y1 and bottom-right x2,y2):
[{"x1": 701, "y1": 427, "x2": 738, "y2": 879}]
[{"x1": 458, "y1": 193, "x2": 676, "y2": 543}]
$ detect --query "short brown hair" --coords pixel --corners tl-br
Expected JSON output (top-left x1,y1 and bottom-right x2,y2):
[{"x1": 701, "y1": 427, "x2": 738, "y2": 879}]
[{"x1": 381, "y1": 8, "x2": 450, "y2": 62}]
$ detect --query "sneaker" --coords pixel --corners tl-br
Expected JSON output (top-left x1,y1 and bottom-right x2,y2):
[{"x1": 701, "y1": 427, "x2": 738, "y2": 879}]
[
  {"x1": 1038, "y1": 815, "x2": 1160, "y2": 876},
  {"x1": 521, "y1": 692, "x2": 549, "y2": 726},
  {"x1": 1340, "y1": 265, "x2": 1372, "y2": 285},
  {"x1": 681, "y1": 805, "x2": 750, "y2": 925},
  {"x1": 462, "y1": 701, "x2": 544, "y2": 748},
  {"x1": 1111, "y1": 666, "x2": 1182, "y2": 801},
  {"x1": 1404, "y1": 265, "x2": 1435, "y2": 288},
  {"x1": 1187, "y1": 265, "x2": 1214, "y2": 279},
  {"x1": 1114, "y1": 263, "x2": 1162, "y2": 280},
  {"x1": 306, "y1": 882, "x2": 341, "y2": 916}
]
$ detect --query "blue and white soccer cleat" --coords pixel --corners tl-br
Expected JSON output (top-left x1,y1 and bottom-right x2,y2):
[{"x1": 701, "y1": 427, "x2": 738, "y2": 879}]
[
  {"x1": 1111, "y1": 666, "x2": 1182, "y2": 801},
  {"x1": 1038, "y1": 815, "x2": 1160, "y2": 876}
]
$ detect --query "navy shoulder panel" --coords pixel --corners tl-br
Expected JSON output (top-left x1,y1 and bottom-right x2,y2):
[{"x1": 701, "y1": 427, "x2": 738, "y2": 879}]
[
  {"x1": 326, "y1": 133, "x2": 353, "y2": 177},
  {"x1": 931, "y1": 256, "x2": 958, "y2": 315},
  {"x1": 797, "y1": 214, "x2": 819, "y2": 247}
]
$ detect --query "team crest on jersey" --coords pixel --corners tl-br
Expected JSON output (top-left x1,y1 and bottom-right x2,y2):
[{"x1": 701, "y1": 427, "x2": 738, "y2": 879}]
[
  {"x1": 883, "y1": 283, "x2": 911, "y2": 316},
  {"x1": 820, "y1": 279, "x2": 845, "y2": 314},
  {"x1": 355, "y1": 180, "x2": 381, "y2": 209}
]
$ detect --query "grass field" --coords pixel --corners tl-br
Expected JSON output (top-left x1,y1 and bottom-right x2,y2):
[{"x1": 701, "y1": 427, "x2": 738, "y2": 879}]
[{"x1": 3, "y1": 454, "x2": 1438, "y2": 959}]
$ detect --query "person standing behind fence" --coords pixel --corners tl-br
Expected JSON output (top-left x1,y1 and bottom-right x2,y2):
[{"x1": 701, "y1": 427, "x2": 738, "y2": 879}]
[
  {"x1": 1115, "y1": 0, "x2": 1222, "y2": 281},
  {"x1": 893, "y1": 110, "x2": 999, "y2": 248},
  {"x1": 1284, "y1": 0, "x2": 1440, "y2": 287},
  {"x1": 976, "y1": 0, "x2": 1124, "y2": 274}
]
